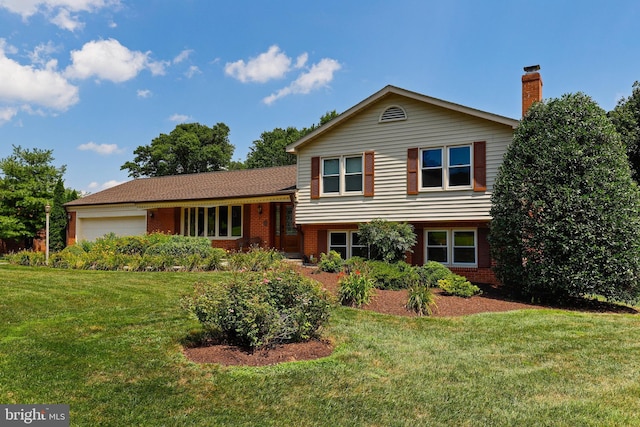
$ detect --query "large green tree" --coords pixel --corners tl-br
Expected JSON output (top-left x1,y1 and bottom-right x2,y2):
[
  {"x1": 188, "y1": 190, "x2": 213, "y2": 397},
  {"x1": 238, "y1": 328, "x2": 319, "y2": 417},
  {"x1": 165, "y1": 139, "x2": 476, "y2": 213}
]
[
  {"x1": 0, "y1": 146, "x2": 65, "y2": 244},
  {"x1": 246, "y1": 127, "x2": 302, "y2": 168},
  {"x1": 609, "y1": 81, "x2": 640, "y2": 180},
  {"x1": 490, "y1": 93, "x2": 640, "y2": 304},
  {"x1": 245, "y1": 110, "x2": 339, "y2": 169},
  {"x1": 121, "y1": 122, "x2": 234, "y2": 178}
]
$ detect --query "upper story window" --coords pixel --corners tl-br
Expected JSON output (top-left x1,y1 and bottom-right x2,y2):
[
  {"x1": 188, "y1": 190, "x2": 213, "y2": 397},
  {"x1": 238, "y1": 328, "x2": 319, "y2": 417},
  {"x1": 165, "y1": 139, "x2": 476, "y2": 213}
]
[
  {"x1": 379, "y1": 105, "x2": 407, "y2": 122},
  {"x1": 421, "y1": 145, "x2": 471, "y2": 190},
  {"x1": 322, "y1": 155, "x2": 363, "y2": 195},
  {"x1": 182, "y1": 205, "x2": 242, "y2": 238}
]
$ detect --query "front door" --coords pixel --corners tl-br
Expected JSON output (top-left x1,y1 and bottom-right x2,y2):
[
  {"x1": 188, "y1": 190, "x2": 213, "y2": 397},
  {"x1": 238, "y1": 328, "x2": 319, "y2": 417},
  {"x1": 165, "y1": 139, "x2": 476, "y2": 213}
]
[{"x1": 275, "y1": 203, "x2": 300, "y2": 254}]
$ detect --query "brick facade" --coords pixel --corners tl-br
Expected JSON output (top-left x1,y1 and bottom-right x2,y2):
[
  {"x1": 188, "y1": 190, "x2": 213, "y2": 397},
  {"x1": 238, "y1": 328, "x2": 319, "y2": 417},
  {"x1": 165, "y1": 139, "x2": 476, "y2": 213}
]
[
  {"x1": 300, "y1": 221, "x2": 499, "y2": 285},
  {"x1": 147, "y1": 207, "x2": 180, "y2": 235}
]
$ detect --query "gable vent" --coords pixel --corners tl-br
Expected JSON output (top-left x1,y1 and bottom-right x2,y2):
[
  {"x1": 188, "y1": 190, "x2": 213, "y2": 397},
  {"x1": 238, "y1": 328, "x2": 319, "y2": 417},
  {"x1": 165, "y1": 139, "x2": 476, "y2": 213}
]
[{"x1": 379, "y1": 105, "x2": 407, "y2": 123}]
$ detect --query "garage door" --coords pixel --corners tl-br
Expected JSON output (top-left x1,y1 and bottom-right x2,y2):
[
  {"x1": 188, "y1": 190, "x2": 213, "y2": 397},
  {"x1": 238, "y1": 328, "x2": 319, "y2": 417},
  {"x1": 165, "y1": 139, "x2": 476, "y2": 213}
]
[{"x1": 78, "y1": 216, "x2": 147, "y2": 242}]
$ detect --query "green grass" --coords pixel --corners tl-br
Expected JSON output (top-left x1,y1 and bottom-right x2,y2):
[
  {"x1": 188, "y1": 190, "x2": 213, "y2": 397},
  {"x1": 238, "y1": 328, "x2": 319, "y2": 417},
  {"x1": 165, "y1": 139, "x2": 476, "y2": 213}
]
[{"x1": 2, "y1": 265, "x2": 640, "y2": 426}]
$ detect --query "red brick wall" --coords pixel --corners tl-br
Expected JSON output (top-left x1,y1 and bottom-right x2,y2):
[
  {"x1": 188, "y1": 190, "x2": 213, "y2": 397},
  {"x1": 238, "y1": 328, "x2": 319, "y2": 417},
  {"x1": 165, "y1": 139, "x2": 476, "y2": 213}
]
[
  {"x1": 147, "y1": 208, "x2": 180, "y2": 234},
  {"x1": 301, "y1": 220, "x2": 499, "y2": 285},
  {"x1": 246, "y1": 203, "x2": 270, "y2": 247}
]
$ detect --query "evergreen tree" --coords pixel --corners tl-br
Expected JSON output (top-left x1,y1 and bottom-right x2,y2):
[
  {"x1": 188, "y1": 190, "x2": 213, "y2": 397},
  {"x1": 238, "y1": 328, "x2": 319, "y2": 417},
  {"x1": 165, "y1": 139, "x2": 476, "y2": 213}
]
[
  {"x1": 490, "y1": 93, "x2": 640, "y2": 304},
  {"x1": 49, "y1": 179, "x2": 67, "y2": 252},
  {"x1": 609, "y1": 81, "x2": 640, "y2": 180}
]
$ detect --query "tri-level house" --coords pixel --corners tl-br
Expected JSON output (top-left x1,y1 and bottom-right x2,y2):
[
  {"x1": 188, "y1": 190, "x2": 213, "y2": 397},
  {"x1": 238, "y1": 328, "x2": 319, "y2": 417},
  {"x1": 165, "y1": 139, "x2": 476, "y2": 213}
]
[{"x1": 65, "y1": 67, "x2": 543, "y2": 284}]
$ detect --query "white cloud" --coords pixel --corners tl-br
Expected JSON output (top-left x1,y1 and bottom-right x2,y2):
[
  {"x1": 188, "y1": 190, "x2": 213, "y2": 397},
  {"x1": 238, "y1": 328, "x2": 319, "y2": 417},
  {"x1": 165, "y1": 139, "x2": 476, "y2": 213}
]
[
  {"x1": 173, "y1": 49, "x2": 193, "y2": 64},
  {"x1": 225, "y1": 45, "x2": 292, "y2": 83},
  {"x1": 28, "y1": 41, "x2": 59, "y2": 66},
  {"x1": 0, "y1": 39, "x2": 79, "y2": 112},
  {"x1": 101, "y1": 179, "x2": 124, "y2": 189},
  {"x1": 169, "y1": 113, "x2": 190, "y2": 123},
  {"x1": 137, "y1": 89, "x2": 152, "y2": 98},
  {"x1": 0, "y1": 0, "x2": 121, "y2": 31},
  {"x1": 51, "y1": 8, "x2": 84, "y2": 31},
  {"x1": 87, "y1": 179, "x2": 124, "y2": 190},
  {"x1": 185, "y1": 65, "x2": 201, "y2": 78},
  {"x1": 263, "y1": 58, "x2": 341, "y2": 105},
  {"x1": 295, "y1": 53, "x2": 308, "y2": 69},
  {"x1": 77, "y1": 141, "x2": 123, "y2": 155},
  {"x1": 0, "y1": 107, "x2": 18, "y2": 125},
  {"x1": 65, "y1": 38, "x2": 166, "y2": 82}
]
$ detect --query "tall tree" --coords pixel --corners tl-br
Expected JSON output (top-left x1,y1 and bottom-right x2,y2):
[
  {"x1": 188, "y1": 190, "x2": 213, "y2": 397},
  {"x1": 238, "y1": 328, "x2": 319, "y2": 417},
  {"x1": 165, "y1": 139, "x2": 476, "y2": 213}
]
[
  {"x1": 49, "y1": 179, "x2": 68, "y2": 252},
  {"x1": 490, "y1": 93, "x2": 640, "y2": 304},
  {"x1": 246, "y1": 127, "x2": 301, "y2": 169},
  {"x1": 121, "y1": 122, "x2": 234, "y2": 178},
  {"x1": 0, "y1": 146, "x2": 65, "y2": 245},
  {"x1": 609, "y1": 81, "x2": 640, "y2": 180},
  {"x1": 245, "y1": 110, "x2": 339, "y2": 169}
]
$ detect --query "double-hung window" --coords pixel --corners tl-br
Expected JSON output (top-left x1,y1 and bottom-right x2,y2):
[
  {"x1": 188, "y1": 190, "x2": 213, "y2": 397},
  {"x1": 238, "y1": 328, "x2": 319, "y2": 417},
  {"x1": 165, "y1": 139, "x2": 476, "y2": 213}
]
[
  {"x1": 322, "y1": 155, "x2": 363, "y2": 195},
  {"x1": 328, "y1": 231, "x2": 367, "y2": 259},
  {"x1": 421, "y1": 145, "x2": 471, "y2": 189},
  {"x1": 425, "y1": 229, "x2": 477, "y2": 266},
  {"x1": 183, "y1": 206, "x2": 242, "y2": 238}
]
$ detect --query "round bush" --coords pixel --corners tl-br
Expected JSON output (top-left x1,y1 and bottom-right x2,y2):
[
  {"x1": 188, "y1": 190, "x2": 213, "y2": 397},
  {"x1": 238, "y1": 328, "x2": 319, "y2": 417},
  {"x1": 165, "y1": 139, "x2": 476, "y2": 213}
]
[{"x1": 183, "y1": 267, "x2": 333, "y2": 349}]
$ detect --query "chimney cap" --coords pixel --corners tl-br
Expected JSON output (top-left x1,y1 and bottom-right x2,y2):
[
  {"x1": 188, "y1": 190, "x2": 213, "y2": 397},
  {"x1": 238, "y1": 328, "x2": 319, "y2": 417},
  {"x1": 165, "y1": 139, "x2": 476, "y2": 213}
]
[{"x1": 524, "y1": 64, "x2": 541, "y2": 73}]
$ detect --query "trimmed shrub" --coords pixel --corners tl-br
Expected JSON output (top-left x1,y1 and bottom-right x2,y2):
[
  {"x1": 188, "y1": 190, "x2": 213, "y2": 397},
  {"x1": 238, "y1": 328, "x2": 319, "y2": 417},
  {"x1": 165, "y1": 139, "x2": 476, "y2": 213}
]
[
  {"x1": 438, "y1": 275, "x2": 481, "y2": 298},
  {"x1": 366, "y1": 260, "x2": 419, "y2": 290},
  {"x1": 416, "y1": 261, "x2": 454, "y2": 287},
  {"x1": 318, "y1": 250, "x2": 343, "y2": 273},
  {"x1": 337, "y1": 270, "x2": 375, "y2": 307},
  {"x1": 406, "y1": 285, "x2": 437, "y2": 316},
  {"x1": 144, "y1": 235, "x2": 214, "y2": 259},
  {"x1": 491, "y1": 93, "x2": 640, "y2": 304},
  {"x1": 227, "y1": 247, "x2": 283, "y2": 271},
  {"x1": 7, "y1": 250, "x2": 46, "y2": 267},
  {"x1": 49, "y1": 245, "x2": 87, "y2": 269},
  {"x1": 182, "y1": 267, "x2": 333, "y2": 349},
  {"x1": 357, "y1": 219, "x2": 417, "y2": 262}
]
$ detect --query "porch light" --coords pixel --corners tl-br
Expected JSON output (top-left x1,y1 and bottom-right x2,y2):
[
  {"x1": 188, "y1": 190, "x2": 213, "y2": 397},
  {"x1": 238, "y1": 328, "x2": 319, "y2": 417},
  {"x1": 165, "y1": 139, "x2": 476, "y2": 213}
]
[{"x1": 257, "y1": 205, "x2": 263, "y2": 214}]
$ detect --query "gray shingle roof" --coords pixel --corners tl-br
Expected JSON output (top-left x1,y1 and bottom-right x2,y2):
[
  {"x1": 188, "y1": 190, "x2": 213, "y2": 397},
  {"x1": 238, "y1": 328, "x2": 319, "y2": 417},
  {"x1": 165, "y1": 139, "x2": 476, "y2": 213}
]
[{"x1": 65, "y1": 165, "x2": 297, "y2": 207}]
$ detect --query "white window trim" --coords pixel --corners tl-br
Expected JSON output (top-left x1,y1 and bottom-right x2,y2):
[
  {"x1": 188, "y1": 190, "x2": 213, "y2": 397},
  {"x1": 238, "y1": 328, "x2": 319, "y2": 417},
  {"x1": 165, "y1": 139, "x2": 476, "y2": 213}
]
[
  {"x1": 328, "y1": 230, "x2": 366, "y2": 259},
  {"x1": 420, "y1": 144, "x2": 473, "y2": 191},
  {"x1": 425, "y1": 228, "x2": 477, "y2": 267},
  {"x1": 181, "y1": 205, "x2": 243, "y2": 240},
  {"x1": 321, "y1": 154, "x2": 364, "y2": 196}
]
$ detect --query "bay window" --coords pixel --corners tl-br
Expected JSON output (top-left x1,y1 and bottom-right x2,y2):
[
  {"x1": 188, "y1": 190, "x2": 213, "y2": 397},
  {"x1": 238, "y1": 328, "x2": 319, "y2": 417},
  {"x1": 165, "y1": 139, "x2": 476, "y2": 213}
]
[{"x1": 183, "y1": 206, "x2": 242, "y2": 238}]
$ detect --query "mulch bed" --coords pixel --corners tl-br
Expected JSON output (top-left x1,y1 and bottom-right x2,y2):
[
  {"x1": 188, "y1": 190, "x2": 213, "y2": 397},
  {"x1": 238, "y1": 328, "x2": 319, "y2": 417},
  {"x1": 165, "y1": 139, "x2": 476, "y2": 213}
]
[{"x1": 183, "y1": 266, "x2": 638, "y2": 366}]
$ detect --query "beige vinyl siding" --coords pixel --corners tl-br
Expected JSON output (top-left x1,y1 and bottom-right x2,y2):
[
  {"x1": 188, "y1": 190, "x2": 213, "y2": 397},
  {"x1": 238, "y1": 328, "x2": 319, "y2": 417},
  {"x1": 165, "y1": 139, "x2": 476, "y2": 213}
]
[{"x1": 295, "y1": 94, "x2": 513, "y2": 224}]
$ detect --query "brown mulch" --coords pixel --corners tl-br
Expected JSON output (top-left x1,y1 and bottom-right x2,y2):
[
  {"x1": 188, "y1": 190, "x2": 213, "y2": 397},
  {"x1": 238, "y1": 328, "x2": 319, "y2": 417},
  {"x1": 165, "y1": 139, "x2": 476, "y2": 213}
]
[{"x1": 183, "y1": 266, "x2": 638, "y2": 366}]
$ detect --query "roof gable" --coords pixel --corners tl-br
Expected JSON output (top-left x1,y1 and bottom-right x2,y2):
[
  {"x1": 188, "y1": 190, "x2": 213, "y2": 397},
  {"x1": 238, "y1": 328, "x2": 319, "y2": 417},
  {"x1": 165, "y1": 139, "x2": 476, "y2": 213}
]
[
  {"x1": 66, "y1": 165, "x2": 297, "y2": 207},
  {"x1": 286, "y1": 85, "x2": 519, "y2": 153}
]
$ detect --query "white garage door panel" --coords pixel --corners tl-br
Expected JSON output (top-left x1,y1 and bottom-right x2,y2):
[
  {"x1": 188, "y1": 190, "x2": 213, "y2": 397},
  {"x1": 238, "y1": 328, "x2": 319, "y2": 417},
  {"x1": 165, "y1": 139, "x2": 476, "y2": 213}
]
[{"x1": 78, "y1": 216, "x2": 147, "y2": 242}]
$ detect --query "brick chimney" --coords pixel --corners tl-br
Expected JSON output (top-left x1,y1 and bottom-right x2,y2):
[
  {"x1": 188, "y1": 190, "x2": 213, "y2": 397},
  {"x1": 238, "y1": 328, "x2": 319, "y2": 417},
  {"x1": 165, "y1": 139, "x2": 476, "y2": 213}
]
[{"x1": 522, "y1": 65, "x2": 542, "y2": 116}]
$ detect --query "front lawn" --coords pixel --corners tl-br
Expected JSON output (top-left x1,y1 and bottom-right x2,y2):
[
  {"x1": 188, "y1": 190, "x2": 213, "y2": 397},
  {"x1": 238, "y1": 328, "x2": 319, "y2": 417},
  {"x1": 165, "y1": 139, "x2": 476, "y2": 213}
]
[{"x1": 2, "y1": 265, "x2": 640, "y2": 426}]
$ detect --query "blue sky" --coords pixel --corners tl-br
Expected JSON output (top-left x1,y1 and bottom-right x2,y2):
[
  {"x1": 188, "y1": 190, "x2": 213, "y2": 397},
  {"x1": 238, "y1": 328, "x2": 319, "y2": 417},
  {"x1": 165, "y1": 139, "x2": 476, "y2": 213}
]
[{"x1": 1, "y1": 0, "x2": 639, "y2": 194}]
